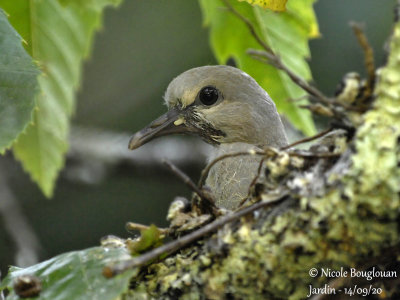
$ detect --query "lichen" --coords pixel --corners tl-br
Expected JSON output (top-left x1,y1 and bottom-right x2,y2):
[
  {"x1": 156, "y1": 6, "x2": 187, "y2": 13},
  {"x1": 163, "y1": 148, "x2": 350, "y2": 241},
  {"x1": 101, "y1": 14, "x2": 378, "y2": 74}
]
[{"x1": 126, "y1": 20, "x2": 400, "y2": 300}]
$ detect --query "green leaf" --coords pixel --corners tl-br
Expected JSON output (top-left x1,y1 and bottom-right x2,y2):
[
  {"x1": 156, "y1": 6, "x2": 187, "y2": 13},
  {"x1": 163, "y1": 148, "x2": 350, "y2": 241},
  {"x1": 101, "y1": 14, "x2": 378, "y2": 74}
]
[
  {"x1": 0, "y1": 0, "x2": 121, "y2": 197},
  {"x1": 198, "y1": 0, "x2": 318, "y2": 135},
  {"x1": 0, "y1": 9, "x2": 39, "y2": 153},
  {"x1": 0, "y1": 246, "x2": 137, "y2": 300},
  {"x1": 127, "y1": 224, "x2": 163, "y2": 255}
]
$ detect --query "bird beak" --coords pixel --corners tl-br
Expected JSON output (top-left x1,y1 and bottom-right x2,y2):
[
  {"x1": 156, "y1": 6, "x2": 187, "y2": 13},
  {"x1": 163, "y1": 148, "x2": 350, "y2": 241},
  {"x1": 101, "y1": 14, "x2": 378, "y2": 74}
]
[{"x1": 128, "y1": 107, "x2": 191, "y2": 150}]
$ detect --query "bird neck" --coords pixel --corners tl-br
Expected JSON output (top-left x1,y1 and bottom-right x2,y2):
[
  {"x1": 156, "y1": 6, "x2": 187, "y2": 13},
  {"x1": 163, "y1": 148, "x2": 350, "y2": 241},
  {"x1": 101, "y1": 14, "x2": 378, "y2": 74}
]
[{"x1": 252, "y1": 110, "x2": 289, "y2": 148}]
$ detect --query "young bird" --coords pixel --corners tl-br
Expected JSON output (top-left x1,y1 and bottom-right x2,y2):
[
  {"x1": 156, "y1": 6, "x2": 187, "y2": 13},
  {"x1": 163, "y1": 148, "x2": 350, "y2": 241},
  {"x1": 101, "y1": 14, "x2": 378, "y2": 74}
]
[{"x1": 129, "y1": 65, "x2": 288, "y2": 210}]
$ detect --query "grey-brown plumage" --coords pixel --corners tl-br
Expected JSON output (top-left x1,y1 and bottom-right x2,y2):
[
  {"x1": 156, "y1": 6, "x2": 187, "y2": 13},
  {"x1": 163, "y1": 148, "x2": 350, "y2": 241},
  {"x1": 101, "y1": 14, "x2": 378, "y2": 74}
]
[{"x1": 129, "y1": 65, "x2": 288, "y2": 210}]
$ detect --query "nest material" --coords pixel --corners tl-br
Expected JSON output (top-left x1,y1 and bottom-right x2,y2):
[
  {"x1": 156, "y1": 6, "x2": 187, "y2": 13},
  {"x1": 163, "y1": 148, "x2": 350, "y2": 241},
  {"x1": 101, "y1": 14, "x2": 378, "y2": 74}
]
[{"x1": 124, "y1": 20, "x2": 400, "y2": 300}]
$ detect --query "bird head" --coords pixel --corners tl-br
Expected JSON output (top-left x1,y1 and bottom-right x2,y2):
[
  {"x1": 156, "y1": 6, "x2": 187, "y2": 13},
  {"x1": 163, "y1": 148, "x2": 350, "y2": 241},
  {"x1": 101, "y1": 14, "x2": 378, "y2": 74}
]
[{"x1": 129, "y1": 65, "x2": 287, "y2": 150}]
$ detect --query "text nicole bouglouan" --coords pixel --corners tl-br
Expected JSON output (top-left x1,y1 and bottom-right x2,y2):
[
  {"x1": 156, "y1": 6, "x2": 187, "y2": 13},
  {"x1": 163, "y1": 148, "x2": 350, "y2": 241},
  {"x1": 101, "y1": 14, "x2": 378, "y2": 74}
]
[{"x1": 307, "y1": 267, "x2": 397, "y2": 297}]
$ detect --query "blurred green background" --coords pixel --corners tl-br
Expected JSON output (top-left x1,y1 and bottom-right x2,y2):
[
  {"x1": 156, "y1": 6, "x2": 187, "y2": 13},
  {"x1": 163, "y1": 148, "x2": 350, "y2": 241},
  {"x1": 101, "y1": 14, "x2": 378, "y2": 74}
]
[{"x1": 0, "y1": 0, "x2": 396, "y2": 274}]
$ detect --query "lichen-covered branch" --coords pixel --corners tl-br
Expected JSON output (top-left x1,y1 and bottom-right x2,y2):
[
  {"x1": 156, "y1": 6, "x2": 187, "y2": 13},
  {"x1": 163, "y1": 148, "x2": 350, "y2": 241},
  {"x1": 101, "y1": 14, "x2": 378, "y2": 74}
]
[{"x1": 124, "y1": 13, "x2": 400, "y2": 300}]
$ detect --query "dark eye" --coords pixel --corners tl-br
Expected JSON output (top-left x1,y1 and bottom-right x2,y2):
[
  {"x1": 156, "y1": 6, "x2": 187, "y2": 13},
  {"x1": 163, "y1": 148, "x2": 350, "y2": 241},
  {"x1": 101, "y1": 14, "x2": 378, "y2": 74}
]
[{"x1": 199, "y1": 86, "x2": 219, "y2": 106}]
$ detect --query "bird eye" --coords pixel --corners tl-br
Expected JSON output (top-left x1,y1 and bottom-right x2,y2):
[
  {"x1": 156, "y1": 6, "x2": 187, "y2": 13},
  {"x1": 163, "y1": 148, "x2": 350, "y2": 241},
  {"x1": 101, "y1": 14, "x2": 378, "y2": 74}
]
[{"x1": 199, "y1": 86, "x2": 219, "y2": 106}]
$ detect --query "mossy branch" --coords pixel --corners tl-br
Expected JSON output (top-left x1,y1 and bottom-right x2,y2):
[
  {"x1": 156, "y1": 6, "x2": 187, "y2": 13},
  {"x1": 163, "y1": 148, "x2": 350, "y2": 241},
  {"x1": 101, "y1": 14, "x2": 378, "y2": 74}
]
[{"x1": 124, "y1": 11, "x2": 400, "y2": 300}]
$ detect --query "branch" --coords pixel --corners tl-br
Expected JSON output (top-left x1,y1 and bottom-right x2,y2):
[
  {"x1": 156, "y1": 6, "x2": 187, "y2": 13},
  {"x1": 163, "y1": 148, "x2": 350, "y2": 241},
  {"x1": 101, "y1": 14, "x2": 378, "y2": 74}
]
[
  {"x1": 221, "y1": 0, "x2": 273, "y2": 54},
  {"x1": 163, "y1": 160, "x2": 218, "y2": 215},
  {"x1": 350, "y1": 22, "x2": 375, "y2": 96},
  {"x1": 237, "y1": 157, "x2": 265, "y2": 207},
  {"x1": 280, "y1": 127, "x2": 334, "y2": 150},
  {"x1": 104, "y1": 194, "x2": 288, "y2": 277},
  {"x1": 221, "y1": 0, "x2": 333, "y2": 109},
  {"x1": 247, "y1": 49, "x2": 333, "y2": 107},
  {"x1": 125, "y1": 222, "x2": 168, "y2": 236}
]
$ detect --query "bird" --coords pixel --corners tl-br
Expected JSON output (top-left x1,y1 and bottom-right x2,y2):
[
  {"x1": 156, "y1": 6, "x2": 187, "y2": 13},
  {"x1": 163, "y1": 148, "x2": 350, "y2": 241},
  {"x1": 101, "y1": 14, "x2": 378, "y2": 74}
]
[{"x1": 128, "y1": 65, "x2": 288, "y2": 210}]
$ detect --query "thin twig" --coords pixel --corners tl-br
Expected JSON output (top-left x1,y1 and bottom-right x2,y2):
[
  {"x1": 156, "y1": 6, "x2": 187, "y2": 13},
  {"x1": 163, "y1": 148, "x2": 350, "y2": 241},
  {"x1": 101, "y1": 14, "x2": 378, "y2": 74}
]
[
  {"x1": 350, "y1": 22, "x2": 375, "y2": 95},
  {"x1": 126, "y1": 222, "x2": 168, "y2": 235},
  {"x1": 220, "y1": 0, "x2": 333, "y2": 106},
  {"x1": 247, "y1": 49, "x2": 333, "y2": 106},
  {"x1": 237, "y1": 157, "x2": 266, "y2": 208},
  {"x1": 280, "y1": 127, "x2": 334, "y2": 150},
  {"x1": 163, "y1": 160, "x2": 211, "y2": 202},
  {"x1": 104, "y1": 194, "x2": 288, "y2": 276},
  {"x1": 238, "y1": 145, "x2": 340, "y2": 210},
  {"x1": 299, "y1": 104, "x2": 334, "y2": 117},
  {"x1": 221, "y1": 0, "x2": 358, "y2": 124},
  {"x1": 236, "y1": 128, "x2": 339, "y2": 209},
  {"x1": 287, "y1": 151, "x2": 340, "y2": 158},
  {"x1": 198, "y1": 145, "x2": 339, "y2": 190},
  {"x1": 301, "y1": 102, "x2": 366, "y2": 113},
  {"x1": 221, "y1": 0, "x2": 273, "y2": 54},
  {"x1": 198, "y1": 150, "x2": 265, "y2": 188},
  {"x1": 163, "y1": 159, "x2": 218, "y2": 215}
]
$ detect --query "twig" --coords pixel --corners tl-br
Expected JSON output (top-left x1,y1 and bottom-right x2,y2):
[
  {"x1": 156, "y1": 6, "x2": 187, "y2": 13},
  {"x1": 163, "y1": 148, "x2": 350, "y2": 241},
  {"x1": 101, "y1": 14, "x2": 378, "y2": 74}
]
[
  {"x1": 237, "y1": 157, "x2": 266, "y2": 208},
  {"x1": 247, "y1": 49, "x2": 333, "y2": 106},
  {"x1": 163, "y1": 160, "x2": 206, "y2": 199},
  {"x1": 221, "y1": 0, "x2": 273, "y2": 54},
  {"x1": 302, "y1": 102, "x2": 366, "y2": 113},
  {"x1": 287, "y1": 151, "x2": 340, "y2": 158},
  {"x1": 299, "y1": 104, "x2": 334, "y2": 117},
  {"x1": 280, "y1": 127, "x2": 334, "y2": 150},
  {"x1": 163, "y1": 160, "x2": 218, "y2": 215},
  {"x1": 126, "y1": 222, "x2": 168, "y2": 235},
  {"x1": 248, "y1": 50, "x2": 362, "y2": 117},
  {"x1": 104, "y1": 194, "x2": 288, "y2": 276},
  {"x1": 198, "y1": 150, "x2": 265, "y2": 188},
  {"x1": 236, "y1": 132, "x2": 340, "y2": 209},
  {"x1": 235, "y1": 128, "x2": 338, "y2": 208},
  {"x1": 221, "y1": 0, "x2": 358, "y2": 125},
  {"x1": 221, "y1": 0, "x2": 333, "y2": 107},
  {"x1": 350, "y1": 22, "x2": 375, "y2": 96},
  {"x1": 198, "y1": 145, "x2": 338, "y2": 190}
]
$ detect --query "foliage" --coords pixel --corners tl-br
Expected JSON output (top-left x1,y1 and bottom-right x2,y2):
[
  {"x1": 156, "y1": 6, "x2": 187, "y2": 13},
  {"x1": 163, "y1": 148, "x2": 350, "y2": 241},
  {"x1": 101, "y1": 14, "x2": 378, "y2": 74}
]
[
  {"x1": 0, "y1": 0, "x2": 318, "y2": 195},
  {"x1": 199, "y1": 0, "x2": 319, "y2": 135},
  {"x1": 127, "y1": 224, "x2": 164, "y2": 255},
  {"x1": 0, "y1": 0, "x2": 121, "y2": 197},
  {"x1": 0, "y1": 247, "x2": 136, "y2": 300},
  {"x1": 0, "y1": 9, "x2": 39, "y2": 154}
]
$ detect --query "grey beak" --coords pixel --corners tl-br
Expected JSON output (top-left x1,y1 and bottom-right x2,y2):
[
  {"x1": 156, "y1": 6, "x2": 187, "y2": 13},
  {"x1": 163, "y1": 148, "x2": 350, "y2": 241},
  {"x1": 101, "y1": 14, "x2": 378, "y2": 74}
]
[{"x1": 128, "y1": 108, "x2": 189, "y2": 150}]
